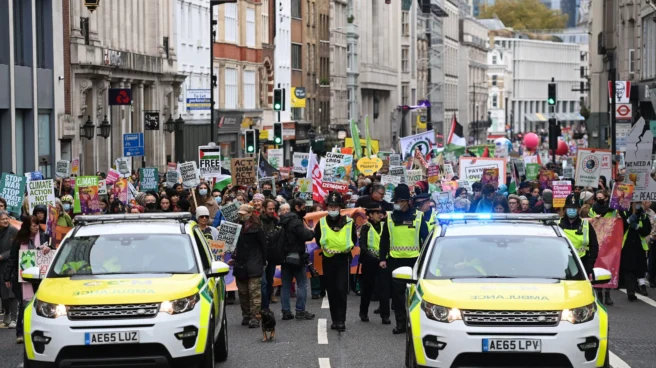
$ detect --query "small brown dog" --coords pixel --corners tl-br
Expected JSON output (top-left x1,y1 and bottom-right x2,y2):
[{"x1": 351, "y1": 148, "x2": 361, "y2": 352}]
[{"x1": 260, "y1": 308, "x2": 276, "y2": 342}]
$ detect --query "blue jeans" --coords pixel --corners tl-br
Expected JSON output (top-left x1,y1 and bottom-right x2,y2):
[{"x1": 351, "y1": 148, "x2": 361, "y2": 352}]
[
  {"x1": 281, "y1": 264, "x2": 307, "y2": 312},
  {"x1": 261, "y1": 262, "x2": 276, "y2": 310}
]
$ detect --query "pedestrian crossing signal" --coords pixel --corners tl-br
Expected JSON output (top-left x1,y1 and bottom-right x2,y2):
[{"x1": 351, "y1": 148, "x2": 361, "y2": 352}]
[{"x1": 273, "y1": 123, "x2": 282, "y2": 145}]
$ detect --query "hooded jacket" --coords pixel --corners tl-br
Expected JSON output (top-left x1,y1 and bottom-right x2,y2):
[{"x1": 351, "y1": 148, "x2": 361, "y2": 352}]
[
  {"x1": 233, "y1": 217, "x2": 267, "y2": 278},
  {"x1": 278, "y1": 211, "x2": 314, "y2": 255}
]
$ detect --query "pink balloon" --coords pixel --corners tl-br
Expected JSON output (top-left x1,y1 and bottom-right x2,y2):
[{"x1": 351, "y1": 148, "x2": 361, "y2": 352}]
[
  {"x1": 523, "y1": 133, "x2": 540, "y2": 150},
  {"x1": 552, "y1": 138, "x2": 569, "y2": 156}
]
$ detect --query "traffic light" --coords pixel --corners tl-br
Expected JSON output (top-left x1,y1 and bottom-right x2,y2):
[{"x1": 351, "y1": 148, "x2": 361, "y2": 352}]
[
  {"x1": 244, "y1": 129, "x2": 256, "y2": 154},
  {"x1": 273, "y1": 88, "x2": 285, "y2": 111},
  {"x1": 548, "y1": 83, "x2": 557, "y2": 106},
  {"x1": 548, "y1": 118, "x2": 561, "y2": 151},
  {"x1": 273, "y1": 122, "x2": 283, "y2": 145}
]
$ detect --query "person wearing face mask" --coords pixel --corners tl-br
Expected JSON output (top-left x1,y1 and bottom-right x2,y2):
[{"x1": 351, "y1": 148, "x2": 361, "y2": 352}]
[
  {"x1": 54, "y1": 199, "x2": 74, "y2": 227},
  {"x1": 619, "y1": 202, "x2": 652, "y2": 300},
  {"x1": 60, "y1": 195, "x2": 74, "y2": 218},
  {"x1": 313, "y1": 192, "x2": 358, "y2": 332},
  {"x1": 143, "y1": 192, "x2": 161, "y2": 213},
  {"x1": 589, "y1": 190, "x2": 617, "y2": 218},
  {"x1": 261, "y1": 183, "x2": 275, "y2": 200},
  {"x1": 379, "y1": 184, "x2": 429, "y2": 334},
  {"x1": 192, "y1": 183, "x2": 219, "y2": 219},
  {"x1": 559, "y1": 194, "x2": 604, "y2": 303},
  {"x1": 358, "y1": 203, "x2": 391, "y2": 325},
  {"x1": 531, "y1": 189, "x2": 557, "y2": 214}
]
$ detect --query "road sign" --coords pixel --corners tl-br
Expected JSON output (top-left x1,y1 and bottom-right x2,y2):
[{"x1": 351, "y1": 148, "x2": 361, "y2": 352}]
[
  {"x1": 616, "y1": 103, "x2": 632, "y2": 120},
  {"x1": 123, "y1": 133, "x2": 144, "y2": 157},
  {"x1": 109, "y1": 88, "x2": 132, "y2": 106}
]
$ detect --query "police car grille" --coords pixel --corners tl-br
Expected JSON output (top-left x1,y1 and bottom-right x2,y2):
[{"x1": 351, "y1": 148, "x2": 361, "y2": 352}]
[
  {"x1": 67, "y1": 303, "x2": 159, "y2": 320},
  {"x1": 462, "y1": 310, "x2": 560, "y2": 327}
]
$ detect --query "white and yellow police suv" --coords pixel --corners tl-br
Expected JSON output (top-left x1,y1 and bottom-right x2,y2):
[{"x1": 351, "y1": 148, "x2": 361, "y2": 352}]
[
  {"x1": 393, "y1": 214, "x2": 611, "y2": 368},
  {"x1": 20, "y1": 213, "x2": 230, "y2": 368}
]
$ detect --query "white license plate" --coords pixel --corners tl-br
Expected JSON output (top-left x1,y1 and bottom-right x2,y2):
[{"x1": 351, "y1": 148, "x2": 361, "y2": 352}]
[
  {"x1": 482, "y1": 338, "x2": 541, "y2": 352},
  {"x1": 84, "y1": 331, "x2": 139, "y2": 345}
]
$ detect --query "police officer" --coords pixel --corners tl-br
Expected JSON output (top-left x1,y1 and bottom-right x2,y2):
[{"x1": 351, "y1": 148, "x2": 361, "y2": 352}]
[
  {"x1": 359, "y1": 203, "x2": 391, "y2": 325},
  {"x1": 620, "y1": 202, "x2": 652, "y2": 300},
  {"x1": 559, "y1": 194, "x2": 605, "y2": 302},
  {"x1": 314, "y1": 192, "x2": 358, "y2": 332},
  {"x1": 414, "y1": 193, "x2": 437, "y2": 234},
  {"x1": 379, "y1": 184, "x2": 429, "y2": 334}
]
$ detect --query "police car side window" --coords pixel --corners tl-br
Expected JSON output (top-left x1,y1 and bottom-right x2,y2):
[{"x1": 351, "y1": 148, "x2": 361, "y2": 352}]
[
  {"x1": 416, "y1": 230, "x2": 433, "y2": 277},
  {"x1": 192, "y1": 227, "x2": 212, "y2": 271}
]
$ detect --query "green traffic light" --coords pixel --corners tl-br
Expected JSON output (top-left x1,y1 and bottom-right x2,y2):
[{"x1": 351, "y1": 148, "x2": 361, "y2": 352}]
[
  {"x1": 247, "y1": 146, "x2": 254, "y2": 153},
  {"x1": 274, "y1": 103, "x2": 281, "y2": 110},
  {"x1": 548, "y1": 98, "x2": 555, "y2": 105},
  {"x1": 274, "y1": 138, "x2": 281, "y2": 144}
]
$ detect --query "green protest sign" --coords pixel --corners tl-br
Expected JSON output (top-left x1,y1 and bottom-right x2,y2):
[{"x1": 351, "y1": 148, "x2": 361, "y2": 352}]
[
  {"x1": 139, "y1": 168, "x2": 159, "y2": 191},
  {"x1": 526, "y1": 163, "x2": 541, "y2": 180},
  {"x1": 0, "y1": 173, "x2": 27, "y2": 216}
]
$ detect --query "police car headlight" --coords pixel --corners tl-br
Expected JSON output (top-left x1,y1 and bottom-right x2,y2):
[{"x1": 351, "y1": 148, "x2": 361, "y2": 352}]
[
  {"x1": 421, "y1": 300, "x2": 461, "y2": 323},
  {"x1": 35, "y1": 299, "x2": 67, "y2": 319},
  {"x1": 561, "y1": 303, "x2": 596, "y2": 324},
  {"x1": 160, "y1": 294, "x2": 200, "y2": 315}
]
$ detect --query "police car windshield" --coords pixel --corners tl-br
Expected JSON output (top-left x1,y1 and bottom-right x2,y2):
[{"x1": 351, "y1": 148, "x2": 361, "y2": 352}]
[
  {"x1": 48, "y1": 235, "x2": 198, "y2": 277},
  {"x1": 425, "y1": 236, "x2": 585, "y2": 281}
]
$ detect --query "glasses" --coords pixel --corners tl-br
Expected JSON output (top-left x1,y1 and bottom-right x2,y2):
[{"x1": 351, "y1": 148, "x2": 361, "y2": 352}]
[{"x1": 198, "y1": 215, "x2": 209, "y2": 219}]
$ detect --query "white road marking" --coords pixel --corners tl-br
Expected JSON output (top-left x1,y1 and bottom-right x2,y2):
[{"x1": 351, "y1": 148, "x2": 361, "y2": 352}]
[
  {"x1": 321, "y1": 295, "x2": 329, "y2": 309},
  {"x1": 318, "y1": 318, "x2": 328, "y2": 345},
  {"x1": 318, "y1": 358, "x2": 331, "y2": 368},
  {"x1": 610, "y1": 351, "x2": 632, "y2": 368},
  {"x1": 618, "y1": 289, "x2": 656, "y2": 308}
]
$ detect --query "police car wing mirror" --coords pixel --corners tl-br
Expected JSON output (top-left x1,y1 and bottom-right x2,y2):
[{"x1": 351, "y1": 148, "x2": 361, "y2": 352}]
[
  {"x1": 392, "y1": 266, "x2": 417, "y2": 284},
  {"x1": 21, "y1": 266, "x2": 43, "y2": 284},
  {"x1": 590, "y1": 267, "x2": 611, "y2": 285},
  {"x1": 208, "y1": 261, "x2": 230, "y2": 278}
]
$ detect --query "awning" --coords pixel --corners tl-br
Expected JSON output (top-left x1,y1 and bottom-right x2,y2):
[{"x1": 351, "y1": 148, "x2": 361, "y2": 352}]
[
  {"x1": 557, "y1": 113, "x2": 585, "y2": 121},
  {"x1": 534, "y1": 113, "x2": 548, "y2": 122},
  {"x1": 523, "y1": 113, "x2": 548, "y2": 122}
]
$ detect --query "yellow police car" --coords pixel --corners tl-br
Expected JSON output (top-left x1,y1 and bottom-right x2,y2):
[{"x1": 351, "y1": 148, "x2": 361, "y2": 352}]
[
  {"x1": 20, "y1": 213, "x2": 230, "y2": 368},
  {"x1": 393, "y1": 214, "x2": 611, "y2": 368}
]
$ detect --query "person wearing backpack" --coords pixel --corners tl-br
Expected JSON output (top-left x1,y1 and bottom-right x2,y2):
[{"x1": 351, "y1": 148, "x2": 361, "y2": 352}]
[
  {"x1": 278, "y1": 198, "x2": 316, "y2": 321},
  {"x1": 260, "y1": 199, "x2": 279, "y2": 310}
]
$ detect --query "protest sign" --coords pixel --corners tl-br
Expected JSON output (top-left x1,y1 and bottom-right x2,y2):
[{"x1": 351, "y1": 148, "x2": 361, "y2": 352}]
[
  {"x1": 552, "y1": 180, "x2": 572, "y2": 208},
  {"x1": 279, "y1": 167, "x2": 291, "y2": 179},
  {"x1": 356, "y1": 157, "x2": 384, "y2": 175},
  {"x1": 321, "y1": 152, "x2": 352, "y2": 193},
  {"x1": 442, "y1": 164, "x2": 455, "y2": 180},
  {"x1": 220, "y1": 202, "x2": 240, "y2": 223},
  {"x1": 457, "y1": 180, "x2": 472, "y2": 192},
  {"x1": 198, "y1": 145, "x2": 222, "y2": 178},
  {"x1": 216, "y1": 221, "x2": 242, "y2": 253},
  {"x1": 389, "y1": 166, "x2": 407, "y2": 184},
  {"x1": 575, "y1": 150, "x2": 603, "y2": 188},
  {"x1": 381, "y1": 175, "x2": 401, "y2": 203},
  {"x1": 610, "y1": 183, "x2": 634, "y2": 211},
  {"x1": 624, "y1": 119, "x2": 653, "y2": 198},
  {"x1": 231, "y1": 158, "x2": 257, "y2": 187},
  {"x1": 18, "y1": 248, "x2": 55, "y2": 283},
  {"x1": 27, "y1": 180, "x2": 55, "y2": 217},
  {"x1": 74, "y1": 176, "x2": 99, "y2": 214},
  {"x1": 166, "y1": 170, "x2": 179, "y2": 188},
  {"x1": 525, "y1": 163, "x2": 540, "y2": 180},
  {"x1": 399, "y1": 130, "x2": 436, "y2": 159},
  {"x1": 433, "y1": 191, "x2": 454, "y2": 213},
  {"x1": 179, "y1": 161, "x2": 200, "y2": 188},
  {"x1": 139, "y1": 168, "x2": 159, "y2": 191},
  {"x1": 115, "y1": 157, "x2": 132, "y2": 178},
  {"x1": 406, "y1": 169, "x2": 422, "y2": 188},
  {"x1": 293, "y1": 153, "x2": 310, "y2": 174},
  {"x1": 480, "y1": 168, "x2": 499, "y2": 189},
  {"x1": 105, "y1": 169, "x2": 121, "y2": 185},
  {"x1": 268, "y1": 149, "x2": 284, "y2": 170},
  {"x1": 46, "y1": 205, "x2": 58, "y2": 236},
  {"x1": 441, "y1": 180, "x2": 458, "y2": 196},
  {"x1": 113, "y1": 178, "x2": 129, "y2": 204},
  {"x1": 389, "y1": 154, "x2": 402, "y2": 167},
  {"x1": 427, "y1": 165, "x2": 440, "y2": 185},
  {"x1": 539, "y1": 169, "x2": 558, "y2": 190},
  {"x1": 71, "y1": 158, "x2": 80, "y2": 176},
  {"x1": 494, "y1": 145, "x2": 508, "y2": 158},
  {"x1": 458, "y1": 157, "x2": 506, "y2": 183},
  {"x1": 512, "y1": 159, "x2": 525, "y2": 177},
  {"x1": 0, "y1": 173, "x2": 27, "y2": 215},
  {"x1": 523, "y1": 156, "x2": 538, "y2": 164},
  {"x1": 55, "y1": 160, "x2": 71, "y2": 178},
  {"x1": 590, "y1": 218, "x2": 623, "y2": 289},
  {"x1": 98, "y1": 180, "x2": 107, "y2": 196}
]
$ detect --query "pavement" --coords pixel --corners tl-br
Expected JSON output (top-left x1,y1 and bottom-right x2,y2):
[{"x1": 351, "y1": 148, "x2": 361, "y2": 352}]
[{"x1": 1, "y1": 288, "x2": 655, "y2": 368}]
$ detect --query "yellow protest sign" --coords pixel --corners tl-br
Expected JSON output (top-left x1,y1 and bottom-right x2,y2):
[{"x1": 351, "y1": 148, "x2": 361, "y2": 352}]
[{"x1": 356, "y1": 157, "x2": 384, "y2": 175}]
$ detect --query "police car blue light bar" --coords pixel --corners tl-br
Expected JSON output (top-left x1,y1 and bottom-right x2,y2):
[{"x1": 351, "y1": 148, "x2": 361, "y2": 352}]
[
  {"x1": 436, "y1": 213, "x2": 560, "y2": 221},
  {"x1": 75, "y1": 213, "x2": 193, "y2": 223}
]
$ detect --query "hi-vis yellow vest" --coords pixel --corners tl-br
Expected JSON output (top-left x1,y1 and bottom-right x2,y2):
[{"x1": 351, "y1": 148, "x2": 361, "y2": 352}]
[
  {"x1": 387, "y1": 210, "x2": 423, "y2": 259},
  {"x1": 622, "y1": 219, "x2": 649, "y2": 251},
  {"x1": 319, "y1": 217, "x2": 354, "y2": 257},
  {"x1": 425, "y1": 209, "x2": 437, "y2": 234},
  {"x1": 365, "y1": 222, "x2": 383, "y2": 257},
  {"x1": 562, "y1": 220, "x2": 590, "y2": 258},
  {"x1": 589, "y1": 208, "x2": 617, "y2": 218}
]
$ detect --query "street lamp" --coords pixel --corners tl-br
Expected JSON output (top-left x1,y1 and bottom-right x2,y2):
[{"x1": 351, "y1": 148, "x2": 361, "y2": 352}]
[
  {"x1": 164, "y1": 114, "x2": 176, "y2": 133},
  {"x1": 80, "y1": 116, "x2": 95, "y2": 140},
  {"x1": 83, "y1": 0, "x2": 100, "y2": 12},
  {"x1": 175, "y1": 114, "x2": 185, "y2": 132},
  {"x1": 97, "y1": 115, "x2": 111, "y2": 139}
]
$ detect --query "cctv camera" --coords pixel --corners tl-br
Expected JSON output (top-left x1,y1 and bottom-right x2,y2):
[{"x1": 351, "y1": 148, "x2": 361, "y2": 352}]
[{"x1": 58, "y1": 76, "x2": 64, "y2": 81}]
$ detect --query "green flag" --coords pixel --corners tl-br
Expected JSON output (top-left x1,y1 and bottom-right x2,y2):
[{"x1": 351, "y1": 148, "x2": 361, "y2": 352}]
[
  {"x1": 350, "y1": 119, "x2": 363, "y2": 159},
  {"x1": 364, "y1": 115, "x2": 373, "y2": 158}
]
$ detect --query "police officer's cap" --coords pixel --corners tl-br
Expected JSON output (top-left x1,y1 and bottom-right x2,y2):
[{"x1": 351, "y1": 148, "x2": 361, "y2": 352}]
[
  {"x1": 564, "y1": 193, "x2": 579, "y2": 208},
  {"x1": 325, "y1": 191, "x2": 343, "y2": 206},
  {"x1": 365, "y1": 203, "x2": 384, "y2": 213},
  {"x1": 414, "y1": 193, "x2": 431, "y2": 204},
  {"x1": 393, "y1": 184, "x2": 412, "y2": 202}
]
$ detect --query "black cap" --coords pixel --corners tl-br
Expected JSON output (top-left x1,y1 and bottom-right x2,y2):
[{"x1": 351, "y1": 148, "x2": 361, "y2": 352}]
[
  {"x1": 393, "y1": 184, "x2": 412, "y2": 202},
  {"x1": 325, "y1": 191, "x2": 342, "y2": 206},
  {"x1": 414, "y1": 193, "x2": 431, "y2": 203},
  {"x1": 564, "y1": 193, "x2": 579, "y2": 208},
  {"x1": 365, "y1": 203, "x2": 383, "y2": 212}
]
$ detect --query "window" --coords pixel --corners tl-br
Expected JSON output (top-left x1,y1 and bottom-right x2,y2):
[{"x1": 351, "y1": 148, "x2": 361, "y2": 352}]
[
  {"x1": 262, "y1": 0, "x2": 269, "y2": 43},
  {"x1": 243, "y1": 70, "x2": 256, "y2": 109},
  {"x1": 292, "y1": 0, "x2": 301, "y2": 18},
  {"x1": 402, "y1": 47, "x2": 409, "y2": 72},
  {"x1": 292, "y1": 44, "x2": 302, "y2": 69},
  {"x1": 80, "y1": 17, "x2": 90, "y2": 46},
  {"x1": 492, "y1": 95, "x2": 498, "y2": 108},
  {"x1": 38, "y1": 113, "x2": 51, "y2": 159},
  {"x1": 492, "y1": 55, "x2": 497, "y2": 64},
  {"x1": 224, "y1": 67, "x2": 238, "y2": 109},
  {"x1": 163, "y1": 37, "x2": 169, "y2": 58},
  {"x1": 246, "y1": 8, "x2": 256, "y2": 47},
  {"x1": 292, "y1": 107, "x2": 303, "y2": 120},
  {"x1": 643, "y1": 16, "x2": 656, "y2": 79},
  {"x1": 35, "y1": 0, "x2": 48, "y2": 68},
  {"x1": 15, "y1": 110, "x2": 25, "y2": 175},
  {"x1": 580, "y1": 66, "x2": 585, "y2": 78},
  {"x1": 402, "y1": 11, "x2": 409, "y2": 36},
  {"x1": 629, "y1": 49, "x2": 635, "y2": 75},
  {"x1": 492, "y1": 75, "x2": 497, "y2": 86},
  {"x1": 402, "y1": 84, "x2": 409, "y2": 106},
  {"x1": 13, "y1": 0, "x2": 26, "y2": 66},
  {"x1": 224, "y1": 3, "x2": 238, "y2": 43}
]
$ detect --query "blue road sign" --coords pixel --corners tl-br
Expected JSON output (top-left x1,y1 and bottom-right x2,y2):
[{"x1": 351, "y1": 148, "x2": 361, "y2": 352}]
[{"x1": 123, "y1": 133, "x2": 144, "y2": 157}]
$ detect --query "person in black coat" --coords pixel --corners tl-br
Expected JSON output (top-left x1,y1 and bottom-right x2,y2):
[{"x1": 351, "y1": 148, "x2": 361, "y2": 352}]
[{"x1": 620, "y1": 204, "x2": 652, "y2": 301}]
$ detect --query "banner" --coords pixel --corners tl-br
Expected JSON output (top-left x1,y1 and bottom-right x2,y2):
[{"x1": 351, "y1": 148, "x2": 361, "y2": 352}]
[
  {"x1": 293, "y1": 152, "x2": 310, "y2": 174},
  {"x1": 575, "y1": 150, "x2": 603, "y2": 188},
  {"x1": 113, "y1": 178, "x2": 129, "y2": 204},
  {"x1": 267, "y1": 149, "x2": 284, "y2": 170},
  {"x1": 74, "y1": 176, "x2": 99, "y2": 214},
  {"x1": 399, "y1": 130, "x2": 436, "y2": 160},
  {"x1": 27, "y1": 179, "x2": 55, "y2": 218},
  {"x1": 216, "y1": 221, "x2": 242, "y2": 253},
  {"x1": 55, "y1": 160, "x2": 71, "y2": 178},
  {"x1": 624, "y1": 118, "x2": 655, "y2": 200},
  {"x1": 179, "y1": 161, "x2": 200, "y2": 188},
  {"x1": 552, "y1": 180, "x2": 571, "y2": 208},
  {"x1": 230, "y1": 158, "x2": 257, "y2": 187},
  {"x1": 0, "y1": 173, "x2": 27, "y2": 215},
  {"x1": 458, "y1": 157, "x2": 507, "y2": 183},
  {"x1": 198, "y1": 145, "x2": 222, "y2": 178},
  {"x1": 139, "y1": 168, "x2": 159, "y2": 191},
  {"x1": 321, "y1": 152, "x2": 352, "y2": 193},
  {"x1": 590, "y1": 218, "x2": 623, "y2": 289}
]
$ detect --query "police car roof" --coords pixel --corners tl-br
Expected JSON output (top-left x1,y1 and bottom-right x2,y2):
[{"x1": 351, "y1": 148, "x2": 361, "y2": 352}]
[
  {"x1": 74, "y1": 222, "x2": 184, "y2": 237},
  {"x1": 443, "y1": 222, "x2": 560, "y2": 237}
]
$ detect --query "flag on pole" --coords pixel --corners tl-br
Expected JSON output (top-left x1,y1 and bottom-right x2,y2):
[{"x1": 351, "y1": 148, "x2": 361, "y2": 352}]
[
  {"x1": 258, "y1": 152, "x2": 278, "y2": 178},
  {"x1": 350, "y1": 119, "x2": 363, "y2": 159},
  {"x1": 365, "y1": 115, "x2": 373, "y2": 158},
  {"x1": 308, "y1": 148, "x2": 327, "y2": 204}
]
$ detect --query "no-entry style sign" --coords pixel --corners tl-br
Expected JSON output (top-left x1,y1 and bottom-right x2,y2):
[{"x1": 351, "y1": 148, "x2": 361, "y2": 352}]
[{"x1": 616, "y1": 103, "x2": 632, "y2": 120}]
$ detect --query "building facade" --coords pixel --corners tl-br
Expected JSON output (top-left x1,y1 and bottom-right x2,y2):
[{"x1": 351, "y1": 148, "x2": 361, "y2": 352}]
[
  {"x1": 639, "y1": 0, "x2": 656, "y2": 121},
  {"x1": 329, "y1": 0, "x2": 348, "y2": 134},
  {"x1": 443, "y1": 0, "x2": 460, "y2": 133},
  {"x1": 66, "y1": 0, "x2": 186, "y2": 175},
  {"x1": 486, "y1": 45, "x2": 513, "y2": 138},
  {"x1": 0, "y1": 0, "x2": 64, "y2": 176}
]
